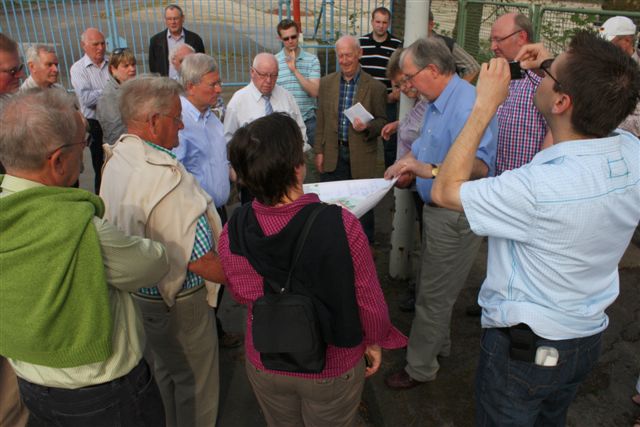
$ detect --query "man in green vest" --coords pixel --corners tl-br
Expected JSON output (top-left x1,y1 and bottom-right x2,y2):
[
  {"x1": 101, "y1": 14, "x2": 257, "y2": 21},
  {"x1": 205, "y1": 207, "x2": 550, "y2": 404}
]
[{"x1": 0, "y1": 88, "x2": 170, "y2": 425}]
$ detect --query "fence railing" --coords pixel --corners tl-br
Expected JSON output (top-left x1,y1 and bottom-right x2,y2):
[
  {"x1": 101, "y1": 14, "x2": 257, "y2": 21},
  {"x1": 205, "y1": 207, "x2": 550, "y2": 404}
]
[
  {"x1": 0, "y1": 0, "x2": 394, "y2": 88},
  {"x1": 1, "y1": 1, "x2": 638, "y2": 90}
]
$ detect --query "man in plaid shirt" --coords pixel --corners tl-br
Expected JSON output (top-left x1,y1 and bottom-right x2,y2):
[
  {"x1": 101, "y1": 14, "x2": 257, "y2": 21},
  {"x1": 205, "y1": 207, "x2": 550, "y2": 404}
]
[{"x1": 490, "y1": 13, "x2": 550, "y2": 176}]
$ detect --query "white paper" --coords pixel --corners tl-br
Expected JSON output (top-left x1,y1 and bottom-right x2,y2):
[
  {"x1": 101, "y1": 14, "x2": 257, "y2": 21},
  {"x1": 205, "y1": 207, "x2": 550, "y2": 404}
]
[
  {"x1": 344, "y1": 102, "x2": 374, "y2": 125},
  {"x1": 303, "y1": 178, "x2": 397, "y2": 218}
]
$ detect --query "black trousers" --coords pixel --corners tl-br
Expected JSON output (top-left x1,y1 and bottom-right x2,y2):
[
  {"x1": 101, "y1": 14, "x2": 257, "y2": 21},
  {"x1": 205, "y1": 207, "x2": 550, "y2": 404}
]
[{"x1": 87, "y1": 118, "x2": 104, "y2": 193}]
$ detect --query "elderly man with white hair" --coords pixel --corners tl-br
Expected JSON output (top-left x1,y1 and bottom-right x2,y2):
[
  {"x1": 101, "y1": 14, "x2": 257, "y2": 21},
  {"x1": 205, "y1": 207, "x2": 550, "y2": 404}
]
[
  {"x1": 169, "y1": 42, "x2": 196, "y2": 78},
  {"x1": 0, "y1": 88, "x2": 170, "y2": 426},
  {"x1": 224, "y1": 52, "x2": 307, "y2": 145},
  {"x1": 100, "y1": 76, "x2": 224, "y2": 427},
  {"x1": 20, "y1": 44, "x2": 63, "y2": 91},
  {"x1": 70, "y1": 27, "x2": 109, "y2": 193}
]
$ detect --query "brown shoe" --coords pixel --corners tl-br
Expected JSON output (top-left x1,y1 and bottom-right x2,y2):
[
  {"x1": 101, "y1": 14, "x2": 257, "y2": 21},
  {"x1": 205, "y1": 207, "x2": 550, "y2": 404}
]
[{"x1": 385, "y1": 370, "x2": 426, "y2": 390}]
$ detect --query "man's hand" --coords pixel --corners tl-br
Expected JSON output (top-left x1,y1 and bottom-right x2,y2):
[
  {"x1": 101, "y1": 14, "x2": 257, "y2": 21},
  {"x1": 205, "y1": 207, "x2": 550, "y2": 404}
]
[
  {"x1": 384, "y1": 159, "x2": 416, "y2": 188},
  {"x1": 381, "y1": 121, "x2": 399, "y2": 141},
  {"x1": 474, "y1": 58, "x2": 511, "y2": 113},
  {"x1": 387, "y1": 89, "x2": 400, "y2": 104},
  {"x1": 314, "y1": 153, "x2": 324, "y2": 174},
  {"x1": 364, "y1": 344, "x2": 382, "y2": 378},
  {"x1": 515, "y1": 42, "x2": 553, "y2": 71},
  {"x1": 352, "y1": 117, "x2": 368, "y2": 132},
  {"x1": 188, "y1": 251, "x2": 226, "y2": 284},
  {"x1": 285, "y1": 49, "x2": 297, "y2": 72}
]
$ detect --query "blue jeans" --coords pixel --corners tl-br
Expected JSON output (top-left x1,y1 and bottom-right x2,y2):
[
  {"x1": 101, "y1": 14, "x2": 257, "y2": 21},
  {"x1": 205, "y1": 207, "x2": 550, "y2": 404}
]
[
  {"x1": 476, "y1": 328, "x2": 602, "y2": 427},
  {"x1": 321, "y1": 145, "x2": 375, "y2": 244},
  {"x1": 18, "y1": 359, "x2": 165, "y2": 427},
  {"x1": 304, "y1": 115, "x2": 317, "y2": 148}
]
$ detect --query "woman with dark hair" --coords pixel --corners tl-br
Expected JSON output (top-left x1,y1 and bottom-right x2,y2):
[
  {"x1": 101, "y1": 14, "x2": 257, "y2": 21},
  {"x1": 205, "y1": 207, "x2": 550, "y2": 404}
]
[{"x1": 218, "y1": 112, "x2": 406, "y2": 426}]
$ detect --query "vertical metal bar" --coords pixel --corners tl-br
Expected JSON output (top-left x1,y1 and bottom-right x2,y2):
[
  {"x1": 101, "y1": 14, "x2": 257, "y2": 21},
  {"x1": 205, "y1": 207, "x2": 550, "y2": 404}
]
[{"x1": 35, "y1": 0, "x2": 47, "y2": 43}]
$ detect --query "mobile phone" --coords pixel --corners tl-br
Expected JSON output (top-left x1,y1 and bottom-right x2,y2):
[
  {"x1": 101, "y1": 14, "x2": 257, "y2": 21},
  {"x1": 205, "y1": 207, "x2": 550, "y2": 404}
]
[{"x1": 509, "y1": 61, "x2": 524, "y2": 79}]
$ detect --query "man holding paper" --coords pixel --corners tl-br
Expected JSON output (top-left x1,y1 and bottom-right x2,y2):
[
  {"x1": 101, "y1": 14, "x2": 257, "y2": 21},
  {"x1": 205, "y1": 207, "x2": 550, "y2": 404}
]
[{"x1": 314, "y1": 35, "x2": 387, "y2": 244}]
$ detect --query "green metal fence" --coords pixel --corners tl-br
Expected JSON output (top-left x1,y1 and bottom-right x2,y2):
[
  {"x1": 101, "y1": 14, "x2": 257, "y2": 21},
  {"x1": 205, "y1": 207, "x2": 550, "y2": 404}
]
[{"x1": 453, "y1": 0, "x2": 640, "y2": 64}]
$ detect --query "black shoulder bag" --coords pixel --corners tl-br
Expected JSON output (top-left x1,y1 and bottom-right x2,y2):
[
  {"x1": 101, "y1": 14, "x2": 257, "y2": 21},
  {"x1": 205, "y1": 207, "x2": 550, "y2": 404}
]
[{"x1": 251, "y1": 204, "x2": 327, "y2": 373}]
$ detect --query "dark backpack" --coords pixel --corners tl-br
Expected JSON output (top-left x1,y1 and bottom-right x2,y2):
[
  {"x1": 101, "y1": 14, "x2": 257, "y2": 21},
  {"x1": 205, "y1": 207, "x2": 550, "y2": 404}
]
[{"x1": 251, "y1": 204, "x2": 327, "y2": 373}]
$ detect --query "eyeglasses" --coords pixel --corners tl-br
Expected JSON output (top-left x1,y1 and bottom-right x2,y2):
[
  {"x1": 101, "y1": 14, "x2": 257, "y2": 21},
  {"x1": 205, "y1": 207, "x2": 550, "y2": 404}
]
[
  {"x1": 204, "y1": 80, "x2": 223, "y2": 89},
  {"x1": 111, "y1": 48, "x2": 130, "y2": 55},
  {"x1": 281, "y1": 34, "x2": 298, "y2": 42},
  {"x1": 0, "y1": 63, "x2": 24, "y2": 76},
  {"x1": 403, "y1": 63, "x2": 429, "y2": 83},
  {"x1": 252, "y1": 68, "x2": 278, "y2": 80},
  {"x1": 46, "y1": 134, "x2": 91, "y2": 159},
  {"x1": 538, "y1": 58, "x2": 563, "y2": 90},
  {"x1": 489, "y1": 29, "x2": 522, "y2": 44}
]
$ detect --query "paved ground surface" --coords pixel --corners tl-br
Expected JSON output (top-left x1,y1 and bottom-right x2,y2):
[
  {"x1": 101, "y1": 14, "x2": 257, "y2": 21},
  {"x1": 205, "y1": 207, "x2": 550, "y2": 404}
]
[{"x1": 81, "y1": 140, "x2": 639, "y2": 426}]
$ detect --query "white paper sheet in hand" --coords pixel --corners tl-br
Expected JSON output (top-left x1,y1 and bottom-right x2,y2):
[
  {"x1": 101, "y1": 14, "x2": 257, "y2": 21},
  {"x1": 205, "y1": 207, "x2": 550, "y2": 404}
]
[
  {"x1": 344, "y1": 102, "x2": 374, "y2": 125},
  {"x1": 303, "y1": 178, "x2": 398, "y2": 218}
]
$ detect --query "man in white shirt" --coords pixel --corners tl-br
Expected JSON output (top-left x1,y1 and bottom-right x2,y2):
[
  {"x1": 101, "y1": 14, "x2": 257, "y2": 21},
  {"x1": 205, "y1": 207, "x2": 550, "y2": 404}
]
[
  {"x1": 20, "y1": 44, "x2": 64, "y2": 91},
  {"x1": 224, "y1": 53, "x2": 307, "y2": 147},
  {"x1": 69, "y1": 27, "x2": 109, "y2": 193}
]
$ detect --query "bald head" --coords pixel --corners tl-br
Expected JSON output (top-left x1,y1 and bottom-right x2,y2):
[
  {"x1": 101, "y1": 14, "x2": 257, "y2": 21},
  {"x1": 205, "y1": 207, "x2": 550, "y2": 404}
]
[
  {"x1": 490, "y1": 13, "x2": 533, "y2": 61},
  {"x1": 251, "y1": 53, "x2": 278, "y2": 95},
  {"x1": 81, "y1": 27, "x2": 106, "y2": 65},
  {"x1": 335, "y1": 36, "x2": 362, "y2": 80}
]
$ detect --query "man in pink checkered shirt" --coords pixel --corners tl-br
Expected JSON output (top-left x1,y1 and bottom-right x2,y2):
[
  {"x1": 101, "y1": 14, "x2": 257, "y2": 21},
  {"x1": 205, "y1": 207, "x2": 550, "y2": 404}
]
[{"x1": 491, "y1": 13, "x2": 551, "y2": 175}]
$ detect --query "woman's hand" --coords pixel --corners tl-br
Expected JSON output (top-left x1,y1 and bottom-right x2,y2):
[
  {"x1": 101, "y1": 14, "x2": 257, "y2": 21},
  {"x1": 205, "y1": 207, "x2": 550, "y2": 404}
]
[{"x1": 364, "y1": 344, "x2": 382, "y2": 378}]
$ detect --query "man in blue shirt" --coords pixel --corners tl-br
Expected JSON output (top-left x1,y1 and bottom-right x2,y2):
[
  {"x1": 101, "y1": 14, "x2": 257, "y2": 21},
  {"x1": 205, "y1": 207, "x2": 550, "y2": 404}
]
[
  {"x1": 384, "y1": 37, "x2": 497, "y2": 389},
  {"x1": 431, "y1": 31, "x2": 640, "y2": 425}
]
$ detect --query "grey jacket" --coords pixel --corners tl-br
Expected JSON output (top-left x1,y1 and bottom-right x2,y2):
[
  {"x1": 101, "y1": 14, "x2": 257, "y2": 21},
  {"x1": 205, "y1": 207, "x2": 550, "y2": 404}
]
[{"x1": 96, "y1": 76, "x2": 126, "y2": 145}]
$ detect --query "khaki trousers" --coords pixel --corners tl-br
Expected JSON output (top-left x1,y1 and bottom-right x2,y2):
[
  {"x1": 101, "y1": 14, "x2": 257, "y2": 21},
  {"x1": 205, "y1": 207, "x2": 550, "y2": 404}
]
[
  {"x1": 245, "y1": 358, "x2": 365, "y2": 427},
  {"x1": 135, "y1": 286, "x2": 219, "y2": 427},
  {"x1": 405, "y1": 205, "x2": 482, "y2": 381},
  {"x1": 0, "y1": 357, "x2": 28, "y2": 427}
]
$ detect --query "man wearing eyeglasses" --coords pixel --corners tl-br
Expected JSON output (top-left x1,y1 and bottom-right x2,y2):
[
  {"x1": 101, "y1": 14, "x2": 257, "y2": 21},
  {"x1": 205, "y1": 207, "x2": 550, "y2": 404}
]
[
  {"x1": 490, "y1": 13, "x2": 550, "y2": 177},
  {"x1": 0, "y1": 33, "x2": 25, "y2": 98},
  {"x1": 149, "y1": 4, "x2": 204, "y2": 78},
  {"x1": 431, "y1": 31, "x2": 640, "y2": 425},
  {"x1": 100, "y1": 76, "x2": 225, "y2": 427},
  {"x1": 0, "y1": 88, "x2": 170, "y2": 426},
  {"x1": 275, "y1": 19, "x2": 320, "y2": 148},
  {"x1": 224, "y1": 53, "x2": 307, "y2": 148},
  {"x1": 383, "y1": 36, "x2": 497, "y2": 390}
]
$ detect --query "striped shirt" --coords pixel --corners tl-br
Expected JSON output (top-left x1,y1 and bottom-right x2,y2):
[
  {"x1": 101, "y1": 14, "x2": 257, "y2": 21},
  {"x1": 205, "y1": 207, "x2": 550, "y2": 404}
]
[
  {"x1": 276, "y1": 49, "x2": 321, "y2": 121},
  {"x1": 338, "y1": 71, "x2": 361, "y2": 141},
  {"x1": 358, "y1": 32, "x2": 403, "y2": 93},
  {"x1": 495, "y1": 74, "x2": 547, "y2": 175},
  {"x1": 69, "y1": 54, "x2": 109, "y2": 119},
  {"x1": 218, "y1": 193, "x2": 407, "y2": 379},
  {"x1": 138, "y1": 141, "x2": 214, "y2": 298}
]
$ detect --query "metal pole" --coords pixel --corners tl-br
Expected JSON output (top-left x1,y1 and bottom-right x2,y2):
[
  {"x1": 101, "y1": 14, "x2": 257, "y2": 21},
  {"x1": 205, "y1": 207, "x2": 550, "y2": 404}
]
[{"x1": 388, "y1": 0, "x2": 429, "y2": 279}]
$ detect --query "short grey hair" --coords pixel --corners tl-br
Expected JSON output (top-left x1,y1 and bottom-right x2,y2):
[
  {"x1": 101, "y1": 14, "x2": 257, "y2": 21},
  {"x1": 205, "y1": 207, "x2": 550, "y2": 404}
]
[
  {"x1": 402, "y1": 37, "x2": 456, "y2": 76},
  {"x1": 181, "y1": 53, "x2": 218, "y2": 87},
  {"x1": 252, "y1": 52, "x2": 277, "y2": 69},
  {"x1": 119, "y1": 75, "x2": 183, "y2": 124},
  {"x1": 514, "y1": 14, "x2": 534, "y2": 43},
  {"x1": 0, "y1": 89, "x2": 81, "y2": 170},
  {"x1": 335, "y1": 35, "x2": 361, "y2": 51},
  {"x1": 169, "y1": 43, "x2": 195, "y2": 63},
  {"x1": 26, "y1": 44, "x2": 56, "y2": 64}
]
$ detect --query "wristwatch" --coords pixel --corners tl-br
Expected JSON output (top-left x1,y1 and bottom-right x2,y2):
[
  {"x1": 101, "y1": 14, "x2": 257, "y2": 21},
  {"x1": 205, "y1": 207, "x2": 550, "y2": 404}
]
[{"x1": 430, "y1": 163, "x2": 439, "y2": 178}]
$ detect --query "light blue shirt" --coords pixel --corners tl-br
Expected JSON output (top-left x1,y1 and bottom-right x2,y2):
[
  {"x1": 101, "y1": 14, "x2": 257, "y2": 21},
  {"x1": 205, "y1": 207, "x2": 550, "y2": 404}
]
[
  {"x1": 174, "y1": 96, "x2": 230, "y2": 208},
  {"x1": 167, "y1": 29, "x2": 185, "y2": 79},
  {"x1": 275, "y1": 49, "x2": 320, "y2": 121},
  {"x1": 412, "y1": 74, "x2": 497, "y2": 203},
  {"x1": 460, "y1": 131, "x2": 640, "y2": 340}
]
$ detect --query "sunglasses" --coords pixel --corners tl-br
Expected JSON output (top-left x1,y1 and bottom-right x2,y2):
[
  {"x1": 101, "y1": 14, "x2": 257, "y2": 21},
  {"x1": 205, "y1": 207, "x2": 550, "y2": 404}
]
[
  {"x1": 0, "y1": 63, "x2": 24, "y2": 76},
  {"x1": 282, "y1": 34, "x2": 298, "y2": 42},
  {"x1": 111, "y1": 48, "x2": 130, "y2": 55}
]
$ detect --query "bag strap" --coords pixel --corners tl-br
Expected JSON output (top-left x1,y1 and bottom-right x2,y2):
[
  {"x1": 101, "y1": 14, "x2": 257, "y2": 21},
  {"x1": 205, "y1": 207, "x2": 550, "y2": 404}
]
[{"x1": 266, "y1": 203, "x2": 326, "y2": 294}]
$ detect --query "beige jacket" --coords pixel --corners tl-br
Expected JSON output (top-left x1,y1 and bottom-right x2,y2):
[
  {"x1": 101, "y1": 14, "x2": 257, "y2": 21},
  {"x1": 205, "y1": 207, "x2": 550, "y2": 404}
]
[{"x1": 100, "y1": 134, "x2": 222, "y2": 307}]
